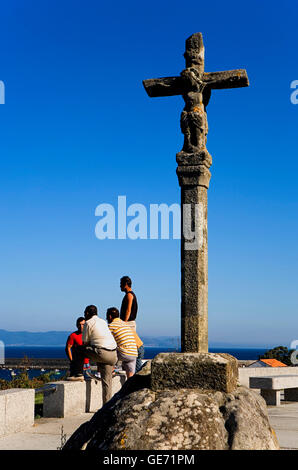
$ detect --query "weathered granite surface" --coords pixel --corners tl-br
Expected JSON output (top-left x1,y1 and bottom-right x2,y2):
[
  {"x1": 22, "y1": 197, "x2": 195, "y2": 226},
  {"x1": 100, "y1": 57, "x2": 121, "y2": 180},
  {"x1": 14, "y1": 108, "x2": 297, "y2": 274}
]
[
  {"x1": 143, "y1": 33, "x2": 249, "y2": 354},
  {"x1": 62, "y1": 361, "x2": 279, "y2": 451},
  {"x1": 151, "y1": 352, "x2": 238, "y2": 393}
]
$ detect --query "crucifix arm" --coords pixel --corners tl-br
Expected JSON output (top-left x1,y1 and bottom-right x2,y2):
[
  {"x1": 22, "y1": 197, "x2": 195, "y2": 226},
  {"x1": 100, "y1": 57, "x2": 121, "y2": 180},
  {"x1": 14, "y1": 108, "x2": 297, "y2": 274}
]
[
  {"x1": 203, "y1": 69, "x2": 249, "y2": 89},
  {"x1": 143, "y1": 69, "x2": 249, "y2": 98},
  {"x1": 143, "y1": 76, "x2": 185, "y2": 97}
]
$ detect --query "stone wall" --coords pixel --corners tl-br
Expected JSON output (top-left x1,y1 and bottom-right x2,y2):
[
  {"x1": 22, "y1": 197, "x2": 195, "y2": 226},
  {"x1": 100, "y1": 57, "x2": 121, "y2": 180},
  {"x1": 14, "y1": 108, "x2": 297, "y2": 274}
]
[{"x1": 0, "y1": 389, "x2": 35, "y2": 436}]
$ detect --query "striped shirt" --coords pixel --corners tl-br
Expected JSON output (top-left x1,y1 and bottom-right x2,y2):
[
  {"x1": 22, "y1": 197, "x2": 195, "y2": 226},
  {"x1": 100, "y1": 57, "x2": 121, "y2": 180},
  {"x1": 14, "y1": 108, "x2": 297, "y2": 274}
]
[{"x1": 108, "y1": 318, "x2": 138, "y2": 357}]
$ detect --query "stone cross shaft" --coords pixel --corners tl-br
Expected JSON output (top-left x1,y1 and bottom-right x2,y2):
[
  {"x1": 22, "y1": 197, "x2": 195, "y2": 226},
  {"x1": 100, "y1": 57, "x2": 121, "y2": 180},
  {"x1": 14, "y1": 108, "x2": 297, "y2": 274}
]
[{"x1": 143, "y1": 33, "x2": 249, "y2": 353}]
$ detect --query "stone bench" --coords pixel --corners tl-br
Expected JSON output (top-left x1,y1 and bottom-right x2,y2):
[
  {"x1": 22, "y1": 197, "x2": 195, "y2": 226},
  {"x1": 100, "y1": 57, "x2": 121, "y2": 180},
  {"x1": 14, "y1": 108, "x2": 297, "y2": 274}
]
[
  {"x1": 44, "y1": 373, "x2": 126, "y2": 418},
  {"x1": 249, "y1": 375, "x2": 298, "y2": 406},
  {"x1": 0, "y1": 388, "x2": 35, "y2": 436},
  {"x1": 238, "y1": 366, "x2": 298, "y2": 388}
]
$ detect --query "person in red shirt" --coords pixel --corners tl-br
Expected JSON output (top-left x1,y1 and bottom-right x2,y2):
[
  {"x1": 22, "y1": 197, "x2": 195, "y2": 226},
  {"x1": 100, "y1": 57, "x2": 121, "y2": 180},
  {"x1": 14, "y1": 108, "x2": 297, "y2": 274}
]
[{"x1": 65, "y1": 317, "x2": 90, "y2": 378}]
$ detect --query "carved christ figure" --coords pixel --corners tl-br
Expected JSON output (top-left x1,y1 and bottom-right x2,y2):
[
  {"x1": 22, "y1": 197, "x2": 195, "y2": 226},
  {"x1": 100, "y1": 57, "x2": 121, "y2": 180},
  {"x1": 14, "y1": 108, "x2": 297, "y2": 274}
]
[
  {"x1": 180, "y1": 34, "x2": 209, "y2": 154},
  {"x1": 180, "y1": 68, "x2": 211, "y2": 153}
]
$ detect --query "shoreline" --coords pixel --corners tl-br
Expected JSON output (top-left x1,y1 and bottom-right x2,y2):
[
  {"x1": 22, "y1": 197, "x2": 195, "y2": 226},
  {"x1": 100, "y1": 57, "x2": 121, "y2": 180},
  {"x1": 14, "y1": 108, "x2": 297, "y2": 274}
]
[
  {"x1": 1, "y1": 358, "x2": 70, "y2": 369},
  {"x1": 1, "y1": 357, "x2": 256, "y2": 370}
]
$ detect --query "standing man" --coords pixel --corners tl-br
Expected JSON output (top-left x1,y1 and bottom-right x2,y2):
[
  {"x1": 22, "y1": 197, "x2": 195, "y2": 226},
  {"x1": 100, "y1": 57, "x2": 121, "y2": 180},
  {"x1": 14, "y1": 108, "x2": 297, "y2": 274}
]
[
  {"x1": 65, "y1": 317, "x2": 90, "y2": 379},
  {"x1": 67, "y1": 305, "x2": 117, "y2": 406},
  {"x1": 120, "y1": 276, "x2": 138, "y2": 330},
  {"x1": 106, "y1": 307, "x2": 138, "y2": 379}
]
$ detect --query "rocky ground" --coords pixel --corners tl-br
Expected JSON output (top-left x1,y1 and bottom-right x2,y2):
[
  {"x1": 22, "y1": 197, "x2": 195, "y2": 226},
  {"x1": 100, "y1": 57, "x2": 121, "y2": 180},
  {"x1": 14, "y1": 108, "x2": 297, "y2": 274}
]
[{"x1": 62, "y1": 361, "x2": 279, "y2": 451}]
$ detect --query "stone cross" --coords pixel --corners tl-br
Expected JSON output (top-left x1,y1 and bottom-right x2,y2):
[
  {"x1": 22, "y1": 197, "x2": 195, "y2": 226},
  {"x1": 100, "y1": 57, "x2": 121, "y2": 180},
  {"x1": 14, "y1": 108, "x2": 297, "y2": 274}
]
[{"x1": 143, "y1": 33, "x2": 249, "y2": 353}]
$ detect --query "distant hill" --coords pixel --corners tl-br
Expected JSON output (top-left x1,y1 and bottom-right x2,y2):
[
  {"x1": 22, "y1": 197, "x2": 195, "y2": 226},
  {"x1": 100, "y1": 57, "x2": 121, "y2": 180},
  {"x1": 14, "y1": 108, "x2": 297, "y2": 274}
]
[
  {"x1": 0, "y1": 329, "x2": 72, "y2": 346},
  {"x1": 0, "y1": 329, "x2": 180, "y2": 348},
  {"x1": 139, "y1": 336, "x2": 180, "y2": 348}
]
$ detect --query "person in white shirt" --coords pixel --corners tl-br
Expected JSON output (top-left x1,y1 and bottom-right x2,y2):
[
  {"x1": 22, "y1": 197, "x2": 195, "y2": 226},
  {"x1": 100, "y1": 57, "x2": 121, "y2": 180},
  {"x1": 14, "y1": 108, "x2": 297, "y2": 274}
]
[{"x1": 67, "y1": 305, "x2": 117, "y2": 405}]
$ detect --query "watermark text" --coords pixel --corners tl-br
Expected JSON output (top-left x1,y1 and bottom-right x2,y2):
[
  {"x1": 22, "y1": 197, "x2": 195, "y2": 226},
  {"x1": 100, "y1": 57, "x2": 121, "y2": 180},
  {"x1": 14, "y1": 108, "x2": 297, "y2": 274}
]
[
  {"x1": 290, "y1": 80, "x2": 298, "y2": 104},
  {"x1": 0, "y1": 81, "x2": 5, "y2": 104},
  {"x1": 0, "y1": 341, "x2": 4, "y2": 365},
  {"x1": 95, "y1": 196, "x2": 205, "y2": 250}
]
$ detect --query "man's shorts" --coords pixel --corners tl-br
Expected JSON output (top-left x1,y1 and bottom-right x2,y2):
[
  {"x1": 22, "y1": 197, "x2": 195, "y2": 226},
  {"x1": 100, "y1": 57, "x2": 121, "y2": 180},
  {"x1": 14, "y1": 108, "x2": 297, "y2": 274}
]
[{"x1": 117, "y1": 350, "x2": 136, "y2": 374}]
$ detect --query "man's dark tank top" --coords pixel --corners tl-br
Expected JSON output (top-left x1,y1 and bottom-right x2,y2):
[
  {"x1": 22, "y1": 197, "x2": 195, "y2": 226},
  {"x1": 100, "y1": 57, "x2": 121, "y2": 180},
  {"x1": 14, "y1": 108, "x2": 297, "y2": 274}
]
[{"x1": 120, "y1": 290, "x2": 138, "y2": 321}]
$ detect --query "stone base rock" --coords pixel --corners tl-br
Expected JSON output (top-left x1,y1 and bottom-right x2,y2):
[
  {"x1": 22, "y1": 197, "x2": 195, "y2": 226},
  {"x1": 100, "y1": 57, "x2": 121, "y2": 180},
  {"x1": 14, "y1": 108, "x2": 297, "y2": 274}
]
[
  {"x1": 63, "y1": 361, "x2": 279, "y2": 451},
  {"x1": 151, "y1": 352, "x2": 238, "y2": 393}
]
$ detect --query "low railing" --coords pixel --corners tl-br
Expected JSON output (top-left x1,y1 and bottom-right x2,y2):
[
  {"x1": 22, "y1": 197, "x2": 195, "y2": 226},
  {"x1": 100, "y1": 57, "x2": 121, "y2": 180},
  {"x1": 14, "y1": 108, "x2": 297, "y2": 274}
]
[{"x1": 35, "y1": 383, "x2": 57, "y2": 396}]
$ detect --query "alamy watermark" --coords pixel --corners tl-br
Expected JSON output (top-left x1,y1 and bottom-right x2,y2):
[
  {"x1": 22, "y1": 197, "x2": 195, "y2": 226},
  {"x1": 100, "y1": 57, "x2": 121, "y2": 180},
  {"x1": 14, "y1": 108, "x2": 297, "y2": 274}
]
[
  {"x1": 290, "y1": 80, "x2": 298, "y2": 104},
  {"x1": 0, "y1": 81, "x2": 5, "y2": 104},
  {"x1": 95, "y1": 196, "x2": 205, "y2": 250},
  {"x1": 290, "y1": 340, "x2": 298, "y2": 365},
  {"x1": 0, "y1": 341, "x2": 4, "y2": 365}
]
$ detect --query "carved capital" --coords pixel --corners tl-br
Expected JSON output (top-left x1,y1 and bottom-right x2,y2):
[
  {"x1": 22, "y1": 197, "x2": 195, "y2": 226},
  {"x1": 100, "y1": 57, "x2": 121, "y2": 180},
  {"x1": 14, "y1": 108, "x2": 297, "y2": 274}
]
[
  {"x1": 176, "y1": 149, "x2": 212, "y2": 168},
  {"x1": 176, "y1": 163, "x2": 211, "y2": 189}
]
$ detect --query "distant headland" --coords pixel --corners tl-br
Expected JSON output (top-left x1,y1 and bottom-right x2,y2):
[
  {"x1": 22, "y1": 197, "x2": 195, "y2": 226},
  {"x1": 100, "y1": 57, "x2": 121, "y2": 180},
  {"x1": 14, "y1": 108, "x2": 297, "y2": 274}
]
[
  {"x1": 0, "y1": 329, "x2": 273, "y2": 349},
  {"x1": 0, "y1": 329, "x2": 180, "y2": 348}
]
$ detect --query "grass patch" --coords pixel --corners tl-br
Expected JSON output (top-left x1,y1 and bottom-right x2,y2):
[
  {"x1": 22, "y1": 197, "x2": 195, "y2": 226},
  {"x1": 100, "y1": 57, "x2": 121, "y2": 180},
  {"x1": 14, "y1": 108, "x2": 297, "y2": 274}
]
[
  {"x1": 35, "y1": 392, "x2": 44, "y2": 419},
  {"x1": 35, "y1": 393, "x2": 44, "y2": 405}
]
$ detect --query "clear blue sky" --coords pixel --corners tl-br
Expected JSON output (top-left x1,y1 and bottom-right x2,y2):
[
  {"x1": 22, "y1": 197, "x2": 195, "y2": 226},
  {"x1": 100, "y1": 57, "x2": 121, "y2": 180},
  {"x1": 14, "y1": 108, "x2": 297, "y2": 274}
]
[{"x1": 0, "y1": 0, "x2": 298, "y2": 347}]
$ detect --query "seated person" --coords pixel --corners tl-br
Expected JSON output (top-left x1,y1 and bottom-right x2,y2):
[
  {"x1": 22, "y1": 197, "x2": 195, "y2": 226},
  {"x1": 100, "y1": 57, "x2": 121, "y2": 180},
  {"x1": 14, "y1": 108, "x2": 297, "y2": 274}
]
[
  {"x1": 67, "y1": 305, "x2": 117, "y2": 406},
  {"x1": 106, "y1": 307, "x2": 138, "y2": 379},
  {"x1": 65, "y1": 317, "x2": 90, "y2": 378}
]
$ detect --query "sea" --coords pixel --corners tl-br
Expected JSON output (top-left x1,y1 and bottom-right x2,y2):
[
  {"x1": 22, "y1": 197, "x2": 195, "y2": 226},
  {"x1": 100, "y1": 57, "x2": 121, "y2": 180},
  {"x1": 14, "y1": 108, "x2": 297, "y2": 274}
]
[{"x1": 0, "y1": 346, "x2": 268, "y2": 382}]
